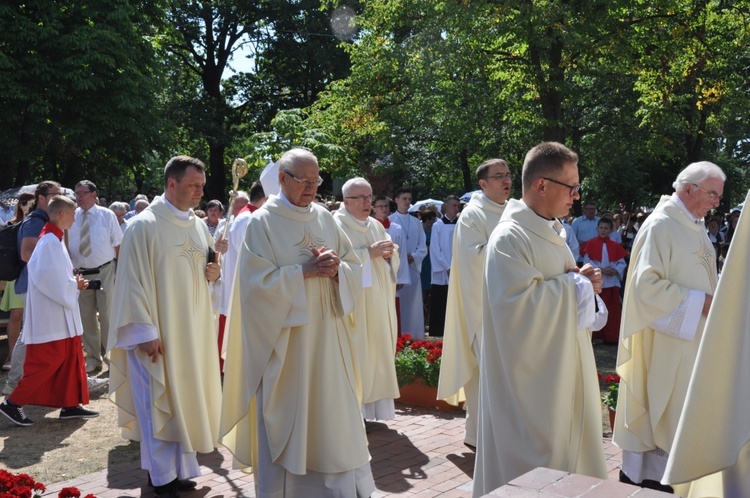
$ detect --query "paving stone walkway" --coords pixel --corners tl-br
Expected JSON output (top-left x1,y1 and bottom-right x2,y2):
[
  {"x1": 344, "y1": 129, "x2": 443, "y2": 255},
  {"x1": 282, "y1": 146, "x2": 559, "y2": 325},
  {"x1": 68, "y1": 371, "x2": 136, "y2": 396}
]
[{"x1": 41, "y1": 404, "x2": 625, "y2": 497}]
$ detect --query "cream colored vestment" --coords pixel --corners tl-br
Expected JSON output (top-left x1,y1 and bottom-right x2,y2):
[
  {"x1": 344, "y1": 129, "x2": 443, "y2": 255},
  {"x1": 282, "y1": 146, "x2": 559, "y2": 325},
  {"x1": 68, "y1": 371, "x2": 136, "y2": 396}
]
[
  {"x1": 333, "y1": 206, "x2": 401, "y2": 407},
  {"x1": 614, "y1": 195, "x2": 720, "y2": 496},
  {"x1": 220, "y1": 195, "x2": 371, "y2": 478},
  {"x1": 663, "y1": 190, "x2": 750, "y2": 497},
  {"x1": 109, "y1": 196, "x2": 222, "y2": 453},
  {"x1": 437, "y1": 192, "x2": 505, "y2": 405},
  {"x1": 472, "y1": 200, "x2": 606, "y2": 497}
]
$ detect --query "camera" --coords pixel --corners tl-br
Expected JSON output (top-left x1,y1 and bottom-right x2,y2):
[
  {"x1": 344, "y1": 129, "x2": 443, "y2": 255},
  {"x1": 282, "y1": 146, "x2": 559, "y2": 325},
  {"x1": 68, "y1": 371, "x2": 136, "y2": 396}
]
[{"x1": 87, "y1": 279, "x2": 103, "y2": 291}]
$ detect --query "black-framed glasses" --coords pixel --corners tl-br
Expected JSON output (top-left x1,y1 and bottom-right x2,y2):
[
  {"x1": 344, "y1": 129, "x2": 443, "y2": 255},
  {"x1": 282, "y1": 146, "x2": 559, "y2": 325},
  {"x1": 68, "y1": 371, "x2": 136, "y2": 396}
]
[
  {"x1": 691, "y1": 183, "x2": 722, "y2": 201},
  {"x1": 283, "y1": 171, "x2": 323, "y2": 187},
  {"x1": 543, "y1": 177, "x2": 581, "y2": 196},
  {"x1": 487, "y1": 173, "x2": 513, "y2": 182},
  {"x1": 345, "y1": 195, "x2": 375, "y2": 203}
]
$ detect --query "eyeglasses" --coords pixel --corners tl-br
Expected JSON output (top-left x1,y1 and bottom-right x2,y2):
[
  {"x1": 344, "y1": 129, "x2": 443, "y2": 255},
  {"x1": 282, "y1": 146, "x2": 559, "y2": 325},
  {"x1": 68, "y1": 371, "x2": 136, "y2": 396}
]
[
  {"x1": 283, "y1": 171, "x2": 323, "y2": 187},
  {"x1": 543, "y1": 177, "x2": 581, "y2": 196},
  {"x1": 373, "y1": 204, "x2": 389, "y2": 210},
  {"x1": 691, "y1": 183, "x2": 722, "y2": 201},
  {"x1": 487, "y1": 173, "x2": 513, "y2": 182},
  {"x1": 74, "y1": 190, "x2": 95, "y2": 196},
  {"x1": 345, "y1": 195, "x2": 374, "y2": 203}
]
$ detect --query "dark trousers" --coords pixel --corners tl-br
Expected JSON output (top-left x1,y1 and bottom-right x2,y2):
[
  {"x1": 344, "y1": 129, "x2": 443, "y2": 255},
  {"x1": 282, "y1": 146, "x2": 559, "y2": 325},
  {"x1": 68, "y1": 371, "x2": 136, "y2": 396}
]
[{"x1": 429, "y1": 284, "x2": 448, "y2": 336}]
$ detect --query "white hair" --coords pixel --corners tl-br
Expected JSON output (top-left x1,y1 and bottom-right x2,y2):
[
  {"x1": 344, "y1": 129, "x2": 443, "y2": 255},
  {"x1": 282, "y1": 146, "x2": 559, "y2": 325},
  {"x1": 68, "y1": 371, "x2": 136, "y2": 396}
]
[
  {"x1": 673, "y1": 161, "x2": 726, "y2": 191},
  {"x1": 135, "y1": 199, "x2": 149, "y2": 209},
  {"x1": 277, "y1": 148, "x2": 317, "y2": 173},
  {"x1": 341, "y1": 177, "x2": 371, "y2": 197}
]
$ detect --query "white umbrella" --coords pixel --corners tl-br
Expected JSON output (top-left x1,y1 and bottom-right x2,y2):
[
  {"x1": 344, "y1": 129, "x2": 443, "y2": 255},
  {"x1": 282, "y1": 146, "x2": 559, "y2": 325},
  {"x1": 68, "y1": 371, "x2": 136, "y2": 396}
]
[{"x1": 407, "y1": 198, "x2": 443, "y2": 213}]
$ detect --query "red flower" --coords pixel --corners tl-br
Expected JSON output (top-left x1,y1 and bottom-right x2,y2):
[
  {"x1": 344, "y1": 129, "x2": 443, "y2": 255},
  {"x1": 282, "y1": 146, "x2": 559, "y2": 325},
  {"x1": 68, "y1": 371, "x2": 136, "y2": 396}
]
[
  {"x1": 84, "y1": 495, "x2": 97, "y2": 498},
  {"x1": 59, "y1": 488, "x2": 82, "y2": 498},
  {"x1": 426, "y1": 349, "x2": 442, "y2": 363}
]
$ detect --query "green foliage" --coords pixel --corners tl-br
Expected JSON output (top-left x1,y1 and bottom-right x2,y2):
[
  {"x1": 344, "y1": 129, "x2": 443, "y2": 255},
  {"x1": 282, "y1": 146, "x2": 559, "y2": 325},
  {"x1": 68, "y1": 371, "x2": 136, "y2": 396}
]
[
  {"x1": 0, "y1": 0, "x2": 165, "y2": 190},
  {"x1": 394, "y1": 334, "x2": 442, "y2": 388}
]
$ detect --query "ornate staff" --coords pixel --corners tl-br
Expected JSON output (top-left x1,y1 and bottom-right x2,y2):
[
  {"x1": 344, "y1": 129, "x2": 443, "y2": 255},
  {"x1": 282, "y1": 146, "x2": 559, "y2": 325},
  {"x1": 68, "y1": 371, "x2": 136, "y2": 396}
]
[{"x1": 221, "y1": 157, "x2": 248, "y2": 242}]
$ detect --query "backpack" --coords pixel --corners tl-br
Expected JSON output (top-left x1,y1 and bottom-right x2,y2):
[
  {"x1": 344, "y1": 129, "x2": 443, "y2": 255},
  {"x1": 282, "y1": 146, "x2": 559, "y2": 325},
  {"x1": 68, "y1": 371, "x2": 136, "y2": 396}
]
[{"x1": 0, "y1": 210, "x2": 45, "y2": 282}]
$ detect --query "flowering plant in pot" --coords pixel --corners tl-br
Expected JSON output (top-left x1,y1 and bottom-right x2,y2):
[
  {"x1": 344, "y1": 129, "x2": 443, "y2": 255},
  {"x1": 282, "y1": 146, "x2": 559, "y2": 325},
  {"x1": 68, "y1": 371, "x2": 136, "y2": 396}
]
[
  {"x1": 394, "y1": 334, "x2": 442, "y2": 388},
  {"x1": 598, "y1": 372, "x2": 620, "y2": 412},
  {"x1": 0, "y1": 469, "x2": 95, "y2": 498}
]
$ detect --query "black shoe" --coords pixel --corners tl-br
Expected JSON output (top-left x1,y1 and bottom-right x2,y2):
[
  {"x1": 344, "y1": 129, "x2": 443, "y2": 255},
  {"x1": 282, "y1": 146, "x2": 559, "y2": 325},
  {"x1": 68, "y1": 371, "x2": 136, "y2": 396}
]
[
  {"x1": 0, "y1": 400, "x2": 33, "y2": 426},
  {"x1": 148, "y1": 475, "x2": 197, "y2": 491},
  {"x1": 59, "y1": 405, "x2": 99, "y2": 419},
  {"x1": 154, "y1": 490, "x2": 180, "y2": 498}
]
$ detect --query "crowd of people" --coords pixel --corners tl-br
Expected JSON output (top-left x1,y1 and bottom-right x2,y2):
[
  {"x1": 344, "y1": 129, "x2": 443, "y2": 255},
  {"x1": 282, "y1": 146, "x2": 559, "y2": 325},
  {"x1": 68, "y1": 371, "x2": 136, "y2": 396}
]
[{"x1": 0, "y1": 143, "x2": 748, "y2": 497}]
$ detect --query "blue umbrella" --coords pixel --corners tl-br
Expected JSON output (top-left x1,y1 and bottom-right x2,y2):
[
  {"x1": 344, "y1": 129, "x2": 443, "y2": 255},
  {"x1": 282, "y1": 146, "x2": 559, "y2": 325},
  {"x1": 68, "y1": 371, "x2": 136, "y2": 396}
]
[{"x1": 460, "y1": 190, "x2": 481, "y2": 203}]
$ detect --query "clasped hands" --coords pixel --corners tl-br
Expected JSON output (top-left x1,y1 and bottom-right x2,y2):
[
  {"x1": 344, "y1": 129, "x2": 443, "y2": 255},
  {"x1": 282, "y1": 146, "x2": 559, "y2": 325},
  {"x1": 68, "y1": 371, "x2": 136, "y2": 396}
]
[
  {"x1": 303, "y1": 246, "x2": 340, "y2": 279},
  {"x1": 570, "y1": 263, "x2": 603, "y2": 295},
  {"x1": 369, "y1": 240, "x2": 394, "y2": 261}
]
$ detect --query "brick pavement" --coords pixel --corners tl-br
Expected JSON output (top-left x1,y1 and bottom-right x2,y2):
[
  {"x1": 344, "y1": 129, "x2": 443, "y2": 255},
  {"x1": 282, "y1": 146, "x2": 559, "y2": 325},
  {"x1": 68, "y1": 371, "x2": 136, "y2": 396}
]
[{"x1": 41, "y1": 404, "x2": 626, "y2": 497}]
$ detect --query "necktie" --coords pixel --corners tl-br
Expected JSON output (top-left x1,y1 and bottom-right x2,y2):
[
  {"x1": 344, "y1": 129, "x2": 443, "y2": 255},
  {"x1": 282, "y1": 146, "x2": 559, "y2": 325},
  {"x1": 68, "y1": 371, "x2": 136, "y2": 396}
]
[{"x1": 80, "y1": 210, "x2": 92, "y2": 257}]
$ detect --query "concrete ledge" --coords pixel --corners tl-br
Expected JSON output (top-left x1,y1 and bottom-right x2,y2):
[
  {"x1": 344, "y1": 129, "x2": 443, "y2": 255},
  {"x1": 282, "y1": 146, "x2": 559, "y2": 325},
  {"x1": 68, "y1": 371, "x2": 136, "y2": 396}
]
[{"x1": 481, "y1": 467, "x2": 673, "y2": 497}]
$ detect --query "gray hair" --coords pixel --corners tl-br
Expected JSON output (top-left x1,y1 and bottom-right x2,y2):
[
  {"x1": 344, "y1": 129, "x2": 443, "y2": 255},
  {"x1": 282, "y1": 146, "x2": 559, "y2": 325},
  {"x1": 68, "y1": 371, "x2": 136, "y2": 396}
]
[
  {"x1": 135, "y1": 199, "x2": 150, "y2": 210},
  {"x1": 672, "y1": 161, "x2": 726, "y2": 191},
  {"x1": 109, "y1": 201, "x2": 129, "y2": 213},
  {"x1": 341, "y1": 177, "x2": 371, "y2": 197},
  {"x1": 277, "y1": 148, "x2": 318, "y2": 174}
]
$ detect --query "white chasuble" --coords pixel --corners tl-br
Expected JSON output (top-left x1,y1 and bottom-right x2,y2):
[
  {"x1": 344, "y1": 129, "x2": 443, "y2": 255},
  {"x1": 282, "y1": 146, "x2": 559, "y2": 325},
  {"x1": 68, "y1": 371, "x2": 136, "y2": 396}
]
[
  {"x1": 473, "y1": 200, "x2": 606, "y2": 497},
  {"x1": 614, "y1": 196, "x2": 716, "y2": 455},
  {"x1": 109, "y1": 196, "x2": 222, "y2": 453},
  {"x1": 437, "y1": 192, "x2": 506, "y2": 404},
  {"x1": 663, "y1": 191, "x2": 750, "y2": 496},
  {"x1": 220, "y1": 195, "x2": 371, "y2": 478},
  {"x1": 333, "y1": 207, "x2": 401, "y2": 406}
]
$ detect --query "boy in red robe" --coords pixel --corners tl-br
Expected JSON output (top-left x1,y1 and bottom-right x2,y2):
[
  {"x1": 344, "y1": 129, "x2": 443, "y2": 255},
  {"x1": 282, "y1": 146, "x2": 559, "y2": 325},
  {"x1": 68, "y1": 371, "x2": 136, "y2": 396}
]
[
  {"x1": 580, "y1": 217, "x2": 628, "y2": 343},
  {"x1": 0, "y1": 195, "x2": 98, "y2": 426}
]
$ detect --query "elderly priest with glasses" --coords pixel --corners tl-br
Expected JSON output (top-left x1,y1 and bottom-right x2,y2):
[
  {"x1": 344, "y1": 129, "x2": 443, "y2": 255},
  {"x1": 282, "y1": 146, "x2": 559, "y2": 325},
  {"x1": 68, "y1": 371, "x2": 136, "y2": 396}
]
[{"x1": 220, "y1": 148, "x2": 375, "y2": 497}]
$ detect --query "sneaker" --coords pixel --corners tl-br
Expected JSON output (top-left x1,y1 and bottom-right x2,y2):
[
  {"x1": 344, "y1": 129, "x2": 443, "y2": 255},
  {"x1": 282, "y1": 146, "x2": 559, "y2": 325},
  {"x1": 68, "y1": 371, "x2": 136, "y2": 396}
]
[
  {"x1": 87, "y1": 376, "x2": 109, "y2": 393},
  {"x1": 59, "y1": 405, "x2": 99, "y2": 419},
  {"x1": 0, "y1": 400, "x2": 33, "y2": 426}
]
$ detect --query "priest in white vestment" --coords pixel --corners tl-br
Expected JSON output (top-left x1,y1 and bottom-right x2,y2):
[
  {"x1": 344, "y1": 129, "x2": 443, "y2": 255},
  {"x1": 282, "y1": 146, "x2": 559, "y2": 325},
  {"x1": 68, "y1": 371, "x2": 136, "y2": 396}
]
[
  {"x1": 663, "y1": 188, "x2": 750, "y2": 497},
  {"x1": 220, "y1": 149, "x2": 375, "y2": 498},
  {"x1": 473, "y1": 142, "x2": 608, "y2": 497},
  {"x1": 334, "y1": 178, "x2": 401, "y2": 421},
  {"x1": 437, "y1": 158, "x2": 511, "y2": 448},
  {"x1": 389, "y1": 187, "x2": 428, "y2": 338},
  {"x1": 109, "y1": 156, "x2": 223, "y2": 497},
  {"x1": 613, "y1": 161, "x2": 725, "y2": 495}
]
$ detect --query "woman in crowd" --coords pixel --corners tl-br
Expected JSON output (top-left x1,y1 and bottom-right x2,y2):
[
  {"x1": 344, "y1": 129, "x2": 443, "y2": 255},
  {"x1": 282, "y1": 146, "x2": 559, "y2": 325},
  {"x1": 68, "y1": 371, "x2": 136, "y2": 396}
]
[
  {"x1": 0, "y1": 193, "x2": 34, "y2": 371},
  {"x1": 204, "y1": 200, "x2": 224, "y2": 236}
]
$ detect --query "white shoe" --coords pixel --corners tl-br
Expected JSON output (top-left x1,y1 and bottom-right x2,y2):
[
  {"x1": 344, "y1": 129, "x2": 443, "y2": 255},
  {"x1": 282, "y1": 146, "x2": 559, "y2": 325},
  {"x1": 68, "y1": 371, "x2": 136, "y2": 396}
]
[{"x1": 87, "y1": 376, "x2": 109, "y2": 393}]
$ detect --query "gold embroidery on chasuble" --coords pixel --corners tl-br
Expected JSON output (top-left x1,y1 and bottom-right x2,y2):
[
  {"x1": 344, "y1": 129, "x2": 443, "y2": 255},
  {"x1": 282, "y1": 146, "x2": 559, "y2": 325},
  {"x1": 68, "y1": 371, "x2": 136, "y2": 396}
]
[
  {"x1": 177, "y1": 234, "x2": 207, "y2": 307},
  {"x1": 694, "y1": 238, "x2": 717, "y2": 290}
]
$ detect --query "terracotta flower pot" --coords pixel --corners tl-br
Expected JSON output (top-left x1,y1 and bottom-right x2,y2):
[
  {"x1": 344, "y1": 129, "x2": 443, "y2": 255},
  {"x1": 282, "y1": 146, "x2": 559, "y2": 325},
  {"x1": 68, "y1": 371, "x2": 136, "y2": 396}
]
[{"x1": 396, "y1": 378, "x2": 462, "y2": 411}]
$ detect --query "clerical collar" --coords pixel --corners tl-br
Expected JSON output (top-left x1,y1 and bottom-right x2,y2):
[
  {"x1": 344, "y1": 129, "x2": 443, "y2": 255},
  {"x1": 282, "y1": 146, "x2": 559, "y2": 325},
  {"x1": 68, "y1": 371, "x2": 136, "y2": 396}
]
[
  {"x1": 441, "y1": 215, "x2": 457, "y2": 224},
  {"x1": 162, "y1": 195, "x2": 191, "y2": 220},
  {"x1": 481, "y1": 193, "x2": 507, "y2": 208},
  {"x1": 340, "y1": 205, "x2": 368, "y2": 227},
  {"x1": 671, "y1": 193, "x2": 701, "y2": 224},
  {"x1": 279, "y1": 191, "x2": 313, "y2": 214}
]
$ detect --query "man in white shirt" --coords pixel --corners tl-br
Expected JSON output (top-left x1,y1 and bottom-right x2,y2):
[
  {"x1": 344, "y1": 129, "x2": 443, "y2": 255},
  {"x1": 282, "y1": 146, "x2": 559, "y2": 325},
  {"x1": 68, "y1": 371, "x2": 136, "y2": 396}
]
[
  {"x1": 389, "y1": 187, "x2": 428, "y2": 339},
  {"x1": 68, "y1": 180, "x2": 123, "y2": 373},
  {"x1": 428, "y1": 195, "x2": 460, "y2": 337}
]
